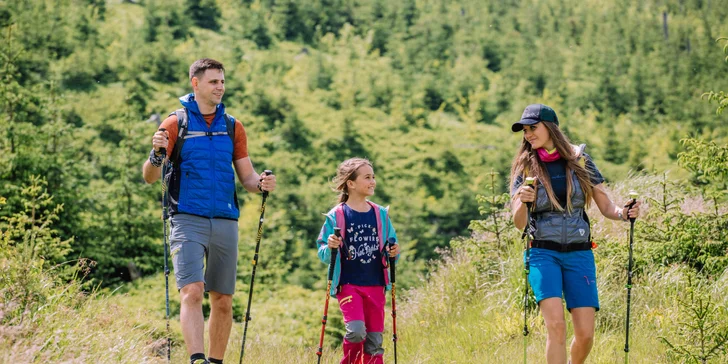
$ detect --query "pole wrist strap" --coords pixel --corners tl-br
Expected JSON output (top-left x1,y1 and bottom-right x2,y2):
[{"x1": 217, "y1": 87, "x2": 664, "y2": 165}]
[{"x1": 149, "y1": 149, "x2": 164, "y2": 167}]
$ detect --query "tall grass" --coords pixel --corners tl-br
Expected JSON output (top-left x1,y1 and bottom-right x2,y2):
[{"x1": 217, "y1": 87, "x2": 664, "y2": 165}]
[
  {"x1": 391, "y1": 174, "x2": 728, "y2": 363},
  {"x1": 0, "y1": 260, "x2": 165, "y2": 363},
  {"x1": 395, "y1": 246, "x2": 718, "y2": 363},
  {"x1": 3, "y1": 175, "x2": 727, "y2": 363}
]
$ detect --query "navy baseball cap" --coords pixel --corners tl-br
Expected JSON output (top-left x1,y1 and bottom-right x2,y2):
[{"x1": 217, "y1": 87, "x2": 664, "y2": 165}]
[{"x1": 511, "y1": 104, "x2": 559, "y2": 132}]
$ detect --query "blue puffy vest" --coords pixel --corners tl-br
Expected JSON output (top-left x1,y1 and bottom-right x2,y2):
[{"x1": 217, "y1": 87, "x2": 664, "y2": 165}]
[{"x1": 167, "y1": 101, "x2": 240, "y2": 220}]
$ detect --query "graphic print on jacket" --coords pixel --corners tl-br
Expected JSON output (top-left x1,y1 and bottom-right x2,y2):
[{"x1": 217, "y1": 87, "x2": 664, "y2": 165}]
[{"x1": 340, "y1": 204, "x2": 385, "y2": 286}]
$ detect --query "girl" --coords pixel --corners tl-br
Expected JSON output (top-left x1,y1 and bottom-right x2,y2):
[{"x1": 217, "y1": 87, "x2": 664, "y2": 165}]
[
  {"x1": 510, "y1": 104, "x2": 641, "y2": 364},
  {"x1": 317, "y1": 158, "x2": 400, "y2": 364}
]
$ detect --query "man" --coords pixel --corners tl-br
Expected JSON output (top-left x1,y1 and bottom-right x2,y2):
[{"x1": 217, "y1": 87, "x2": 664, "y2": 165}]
[{"x1": 142, "y1": 58, "x2": 276, "y2": 364}]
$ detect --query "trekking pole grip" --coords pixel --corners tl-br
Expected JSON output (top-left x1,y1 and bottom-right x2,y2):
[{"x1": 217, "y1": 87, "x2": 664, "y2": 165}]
[
  {"x1": 158, "y1": 128, "x2": 167, "y2": 157},
  {"x1": 329, "y1": 228, "x2": 341, "y2": 277},
  {"x1": 260, "y1": 170, "x2": 273, "y2": 199},
  {"x1": 524, "y1": 177, "x2": 535, "y2": 209},
  {"x1": 627, "y1": 191, "x2": 639, "y2": 223},
  {"x1": 387, "y1": 238, "x2": 397, "y2": 282}
]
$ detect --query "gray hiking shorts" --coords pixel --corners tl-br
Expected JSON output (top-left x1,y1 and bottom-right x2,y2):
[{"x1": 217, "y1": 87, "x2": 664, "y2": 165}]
[{"x1": 169, "y1": 214, "x2": 238, "y2": 295}]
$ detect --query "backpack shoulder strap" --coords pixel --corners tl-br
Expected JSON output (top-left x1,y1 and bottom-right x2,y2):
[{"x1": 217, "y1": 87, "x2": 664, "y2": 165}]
[
  {"x1": 573, "y1": 143, "x2": 587, "y2": 168},
  {"x1": 572, "y1": 143, "x2": 594, "y2": 243},
  {"x1": 170, "y1": 108, "x2": 188, "y2": 165},
  {"x1": 170, "y1": 110, "x2": 236, "y2": 163},
  {"x1": 224, "y1": 113, "x2": 236, "y2": 157},
  {"x1": 334, "y1": 203, "x2": 345, "y2": 231}
]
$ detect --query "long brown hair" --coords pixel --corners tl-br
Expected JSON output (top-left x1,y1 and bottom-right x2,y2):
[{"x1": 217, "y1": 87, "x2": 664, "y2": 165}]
[
  {"x1": 509, "y1": 122, "x2": 594, "y2": 211},
  {"x1": 332, "y1": 158, "x2": 373, "y2": 203}
]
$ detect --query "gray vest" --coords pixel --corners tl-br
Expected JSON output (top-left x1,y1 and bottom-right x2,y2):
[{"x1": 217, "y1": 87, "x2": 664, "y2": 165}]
[{"x1": 531, "y1": 171, "x2": 591, "y2": 245}]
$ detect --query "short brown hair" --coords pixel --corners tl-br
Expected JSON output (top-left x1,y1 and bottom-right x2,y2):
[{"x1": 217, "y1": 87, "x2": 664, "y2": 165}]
[{"x1": 189, "y1": 58, "x2": 225, "y2": 80}]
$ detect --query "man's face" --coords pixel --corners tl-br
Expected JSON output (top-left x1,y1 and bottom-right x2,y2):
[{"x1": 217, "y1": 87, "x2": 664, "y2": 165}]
[{"x1": 193, "y1": 68, "x2": 225, "y2": 107}]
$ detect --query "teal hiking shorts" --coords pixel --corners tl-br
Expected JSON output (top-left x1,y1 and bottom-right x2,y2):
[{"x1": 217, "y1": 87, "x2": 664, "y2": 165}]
[{"x1": 525, "y1": 248, "x2": 600, "y2": 311}]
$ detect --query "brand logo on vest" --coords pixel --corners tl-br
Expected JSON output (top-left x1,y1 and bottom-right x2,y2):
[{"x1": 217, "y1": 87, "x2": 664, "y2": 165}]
[{"x1": 579, "y1": 229, "x2": 585, "y2": 236}]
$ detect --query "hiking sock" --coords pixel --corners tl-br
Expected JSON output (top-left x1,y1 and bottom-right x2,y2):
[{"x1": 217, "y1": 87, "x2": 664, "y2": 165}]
[
  {"x1": 190, "y1": 353, "x2": 208, "y2": 364},
  {"x1": 209, "y1": 358, "x2": 223, "y2": 364}
]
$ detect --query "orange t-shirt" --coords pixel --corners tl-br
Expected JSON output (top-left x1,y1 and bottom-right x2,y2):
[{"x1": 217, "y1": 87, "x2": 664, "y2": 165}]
[{"x1": 158, "y1": 112, "x2": 249, "y2": 161}]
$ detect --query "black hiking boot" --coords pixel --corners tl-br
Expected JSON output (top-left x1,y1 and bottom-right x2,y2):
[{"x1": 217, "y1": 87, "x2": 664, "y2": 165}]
[{"x1": 190, "y1": 353, "x2": 209, "y2": 364}]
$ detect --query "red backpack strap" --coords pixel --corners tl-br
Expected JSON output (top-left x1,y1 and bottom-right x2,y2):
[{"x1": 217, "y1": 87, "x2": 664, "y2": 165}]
[
  {"x1": 334, "y1": 203, "x2": 346, "y2": 240},
  {"x1": 333, "y1": 203, "x2": 351, "y2": 260}
]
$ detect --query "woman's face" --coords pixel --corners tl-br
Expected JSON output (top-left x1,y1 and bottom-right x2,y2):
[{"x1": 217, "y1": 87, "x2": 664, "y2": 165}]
[{"x1": 522, "y1": 122, "x2": 553, "y2": 150}]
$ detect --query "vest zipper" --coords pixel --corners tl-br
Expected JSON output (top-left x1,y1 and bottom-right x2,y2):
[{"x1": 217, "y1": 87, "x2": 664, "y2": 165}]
[
  {"x1": 563, "y1": 170, "x2": 573, "y2": 244},
  {"x1": 210, "y1": 125, "x2": 216, "y2": 219},
  {"x1": 561, "y1": 211, "x2": 567, "y2": 245}
]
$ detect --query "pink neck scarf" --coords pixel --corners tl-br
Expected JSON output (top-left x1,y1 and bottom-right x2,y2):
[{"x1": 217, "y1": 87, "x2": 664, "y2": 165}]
[{"x1": 537, "y1": 148, "x2": 561, "y2": 162}]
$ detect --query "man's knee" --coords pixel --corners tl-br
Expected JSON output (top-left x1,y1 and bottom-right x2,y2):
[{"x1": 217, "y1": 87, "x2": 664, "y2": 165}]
[
  {"x1": 209, "y1": 292, "x2": 233, "y2": 314},
  {"x1": 364, "y1": 332, "x2": 384, "y2": 356},
  {"x1": 344, "y1": 320, "x2": 366, "y2": 343},
  {"x1": 180, "y1": 283, "x2": 204, "y2": 306}
]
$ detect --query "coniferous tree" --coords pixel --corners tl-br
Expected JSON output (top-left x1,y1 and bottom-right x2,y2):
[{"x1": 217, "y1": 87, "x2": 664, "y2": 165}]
[{"x1": 186, "y1": 0, "x2": 221, "y2": 31}]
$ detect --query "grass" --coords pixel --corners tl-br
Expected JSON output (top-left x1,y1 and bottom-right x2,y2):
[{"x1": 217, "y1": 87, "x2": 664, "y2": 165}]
[
  {"x1": 6, "y1": 252, "x2": 711, "y2": 363},
  {"x1": 3, "y1": 175, "x2": 727, "y2": 363},
  {"x1": 0, "y1": 268, "x2": 164, "y2": 363},
  {"x1": 395, "y1": 246, "x2": 682, "y2": 363}
]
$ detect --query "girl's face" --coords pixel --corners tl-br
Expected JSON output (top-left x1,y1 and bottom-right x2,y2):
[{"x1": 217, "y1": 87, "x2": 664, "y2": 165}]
[
  {"x1": 347, "y1": 165, "x2": 376, "y2": 197},
  {"x1": 522, "y1": 122, "x2": 553, "y2": 150}
]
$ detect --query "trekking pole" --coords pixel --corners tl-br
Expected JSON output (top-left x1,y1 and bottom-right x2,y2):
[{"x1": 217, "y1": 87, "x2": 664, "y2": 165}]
[
  {"x1": 239, "y1": 170, "x2": 273, "y2": 364},
  {"x1": 316, "y1": 227, "x2": 341, "y2": 364},
  {"x1": 522, "y1": 177, "x2": 535, "y2": 364},
  {"x1": 387, "y1": 237, "x2": 398, "y2": 364},
  {"x1": 159, "y1": 129, "x2": 172, "y2": 363},
  {"x1": 623, "y1": 191, "x2": 639, "y2": 364}
]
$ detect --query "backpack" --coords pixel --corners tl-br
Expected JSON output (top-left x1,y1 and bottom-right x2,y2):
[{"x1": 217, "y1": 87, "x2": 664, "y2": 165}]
[
  {"x1": 169, "y1": 108, "x2": 236, "y2": 165},
  {"x1": 522, "y1": 143, "x2": 594, "y2": 244}
]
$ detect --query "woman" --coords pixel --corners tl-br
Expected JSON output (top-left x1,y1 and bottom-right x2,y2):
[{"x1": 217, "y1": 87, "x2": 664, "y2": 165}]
[{"x1": 510, "y1": 104, "x2": 641, "y2": 364}]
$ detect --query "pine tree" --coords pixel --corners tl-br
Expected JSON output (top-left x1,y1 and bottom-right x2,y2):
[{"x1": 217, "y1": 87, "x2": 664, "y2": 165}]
[{"x1": 186, "y1": 0, "x2": 221, "y2": 31}]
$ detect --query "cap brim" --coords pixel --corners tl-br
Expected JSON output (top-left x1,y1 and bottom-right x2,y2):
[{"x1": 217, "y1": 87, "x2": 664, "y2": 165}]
[{"x1": 511, "y1": 119, "x2": 540, "y2": 132}]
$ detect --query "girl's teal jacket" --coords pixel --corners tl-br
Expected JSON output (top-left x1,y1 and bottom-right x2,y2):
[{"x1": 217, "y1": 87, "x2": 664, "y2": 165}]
[{"x1": 317, "y1": 201, "x2": 399, "y2": 297}]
